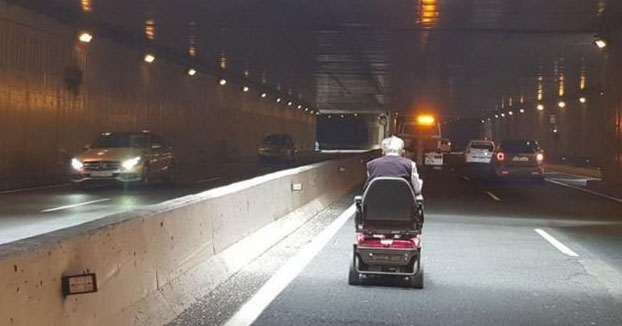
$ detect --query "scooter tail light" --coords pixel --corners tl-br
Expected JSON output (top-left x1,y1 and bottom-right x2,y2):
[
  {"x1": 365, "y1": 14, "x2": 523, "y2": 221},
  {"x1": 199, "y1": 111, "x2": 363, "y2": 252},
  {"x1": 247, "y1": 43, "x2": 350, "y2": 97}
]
[{"x1": 496, "y1": 152, "x2": 505, "y2": 161}]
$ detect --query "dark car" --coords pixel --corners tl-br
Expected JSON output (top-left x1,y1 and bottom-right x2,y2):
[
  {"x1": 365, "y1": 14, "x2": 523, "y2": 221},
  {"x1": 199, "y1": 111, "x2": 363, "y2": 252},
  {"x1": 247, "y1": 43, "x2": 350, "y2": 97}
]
[
  {"x1": 257, "y1": 134, "x2": 297, "y2": 161},
  {"x1": 492, "y1": 139, "x2": 544, "y2": 182}
]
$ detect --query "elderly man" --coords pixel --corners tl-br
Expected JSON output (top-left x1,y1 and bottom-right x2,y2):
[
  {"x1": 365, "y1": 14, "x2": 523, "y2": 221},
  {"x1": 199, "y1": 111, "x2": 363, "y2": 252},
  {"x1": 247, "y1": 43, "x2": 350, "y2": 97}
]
[{"x1": 363, "y1": 136, "x2": 423, "y2": 194}]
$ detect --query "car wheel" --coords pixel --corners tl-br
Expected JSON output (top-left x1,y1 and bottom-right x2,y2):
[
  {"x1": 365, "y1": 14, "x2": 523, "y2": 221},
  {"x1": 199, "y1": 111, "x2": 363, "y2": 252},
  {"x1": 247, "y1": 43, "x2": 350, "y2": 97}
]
[
  {"x1": 141, "y1": 163, "x2": 151, "y2": 186},
  {"x1": 348, "y1": 256, "x2": 361, "y2": 285},
  {"x1": 163, "y1": 160, "x2": 175, "y2": 185},
  {"x1": 411, "y1": 263, "x2": 424, "y2": 289}
]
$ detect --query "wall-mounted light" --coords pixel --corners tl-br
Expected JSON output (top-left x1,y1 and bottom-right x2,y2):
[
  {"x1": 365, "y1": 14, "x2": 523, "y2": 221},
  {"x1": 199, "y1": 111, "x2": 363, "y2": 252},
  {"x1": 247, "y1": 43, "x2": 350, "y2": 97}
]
[
  {"x1": 276, "y1": 97, "x2": 282, "y2": 103},
  {"x1": 508, "y1": 111, "x2": 513, "y2": 116},
  {"x1": 579, "y1": 96, "x2": 587, "y2": 103},
  {"x1": 78, "y1": 32, "x2": 93, "y2": 43},
  {"x1": 143, "y1": 54, "x2": 156, "y2": 63},
  {"x1": 520, "y1": 108, "x2": 525, "y2": 114},
  {"x1": 261, "y1": 92, "x2": 267, "y2": 98},
  {"x1": 186, "y1": 68, "x2": 197, "y2": 76},
  {"x1": 218, "y1": 77, "x2": 227, "y2": 86},
  {"x1": 297, "y1": 104, "x2": 302, "y2": 109},
  {"x1": 242, "y1": 85, "x2": 250, "y2": 92},
  {"x1": 287, "y1": 101, "x2": 293, "y2": 106},
  {"x1": 558, "y1": 100, "x2": 566, "y2": 108},
  {"x1": 481, "y1": 120, "x2": 485, "y2": 123},
  {"x1": 537, "y1": 104, "x2": 545, "y2": 111},
  {"x1": 501, "y1": 113, "x2": 506, "y2": 118},
  {"x1": 594, "y1": 38, "x2": 608, "y2": 49},
  {"x1": 495, "y1": 114, "x2": 499, "y2": 119}
]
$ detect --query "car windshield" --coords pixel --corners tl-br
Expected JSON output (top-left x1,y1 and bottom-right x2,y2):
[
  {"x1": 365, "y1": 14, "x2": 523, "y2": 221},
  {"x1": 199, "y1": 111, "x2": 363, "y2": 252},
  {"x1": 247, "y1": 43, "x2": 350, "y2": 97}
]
[
  {"x1": 471, "y1": 143, "x2": 494, "y2": 151},
  {"x1": 500, "y1": 140, "x2": 538, "y2": 153},
  {"x1": 263, "y1": 135, "x2": 289, "y2": 146},
  {"x1": 91, "y1": 133, "x2": 151, "y2": 149}
]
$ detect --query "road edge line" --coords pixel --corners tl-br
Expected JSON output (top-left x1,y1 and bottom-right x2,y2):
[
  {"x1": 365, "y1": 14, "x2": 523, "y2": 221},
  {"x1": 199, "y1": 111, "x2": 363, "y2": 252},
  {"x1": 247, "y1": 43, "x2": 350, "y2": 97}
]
[
  {"x1": 224, "y1": 204, "x2": 355, "y2": 326},
  {"x1": 545, "y1": 178, "x2": 622, "y2": 204}
]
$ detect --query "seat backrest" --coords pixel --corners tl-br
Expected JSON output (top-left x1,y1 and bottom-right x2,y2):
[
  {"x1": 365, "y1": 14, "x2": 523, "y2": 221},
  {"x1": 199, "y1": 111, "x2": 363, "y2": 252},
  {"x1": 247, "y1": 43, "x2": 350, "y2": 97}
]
[{"x1": 361, "y1": 177, "x2": 420, "y2": 232}]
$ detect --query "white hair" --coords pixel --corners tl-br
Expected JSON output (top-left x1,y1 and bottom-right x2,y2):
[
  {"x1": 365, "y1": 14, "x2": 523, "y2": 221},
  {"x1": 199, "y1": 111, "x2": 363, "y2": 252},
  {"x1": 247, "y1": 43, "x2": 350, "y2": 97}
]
[{"x1": 382, "y1": 136, "x2": 404, "y2": 156}]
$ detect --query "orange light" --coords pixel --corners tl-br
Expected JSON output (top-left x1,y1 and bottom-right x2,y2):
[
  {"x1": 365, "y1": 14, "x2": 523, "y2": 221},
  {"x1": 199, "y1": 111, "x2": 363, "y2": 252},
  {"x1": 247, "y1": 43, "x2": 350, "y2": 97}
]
[{"x1": 417, "y1": 115, "x2": 436, "y2": 126}]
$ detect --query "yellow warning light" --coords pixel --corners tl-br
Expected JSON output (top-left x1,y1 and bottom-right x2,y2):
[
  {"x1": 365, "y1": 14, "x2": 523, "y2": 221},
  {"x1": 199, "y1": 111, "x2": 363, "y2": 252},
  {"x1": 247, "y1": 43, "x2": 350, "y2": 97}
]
[{"x1": 417, "y1": 115, "x2": 436, "y2": 126}]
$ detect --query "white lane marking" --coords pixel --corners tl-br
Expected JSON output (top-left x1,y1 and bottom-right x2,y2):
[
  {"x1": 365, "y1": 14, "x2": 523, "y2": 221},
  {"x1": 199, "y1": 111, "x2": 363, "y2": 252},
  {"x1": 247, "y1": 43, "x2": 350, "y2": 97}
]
[
  {"x1": 534, "y1": 228, "x2": 579, "y2": 257},
  {"x1": 193, "y1": 177, "x2": 221, "y2": 184},
  {"x1": 224, "y1": 204, "x2": 356, "y2": 326},
  {"x1": 485, "y1": 191, "x2": 501, "y2": 201},
  {"x1": 546, "y1": 178, "x2": 622, "y2": 204},
  {"x1": 0, "y1": 184, "x2": 66, "y2": 195},
  {"x1": 41, "y1": 198, "x2": 111, "y2": 213},
  {"x1": 462, "y1": 176, "x2": 471, "y2": 182}
]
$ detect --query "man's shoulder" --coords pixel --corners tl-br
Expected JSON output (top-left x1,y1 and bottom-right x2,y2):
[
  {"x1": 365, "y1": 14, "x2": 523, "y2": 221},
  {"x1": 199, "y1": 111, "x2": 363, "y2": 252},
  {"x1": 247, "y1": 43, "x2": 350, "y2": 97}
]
[{"x1": 368, "y1": 155, "x2": 414, "y2": 165}]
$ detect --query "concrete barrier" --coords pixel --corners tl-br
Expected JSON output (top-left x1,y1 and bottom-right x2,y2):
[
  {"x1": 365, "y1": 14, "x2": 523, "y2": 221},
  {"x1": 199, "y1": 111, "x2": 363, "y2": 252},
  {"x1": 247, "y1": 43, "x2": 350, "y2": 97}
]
[{"x1": 0, "y1": 153, "x2": 373, "y2": 326}]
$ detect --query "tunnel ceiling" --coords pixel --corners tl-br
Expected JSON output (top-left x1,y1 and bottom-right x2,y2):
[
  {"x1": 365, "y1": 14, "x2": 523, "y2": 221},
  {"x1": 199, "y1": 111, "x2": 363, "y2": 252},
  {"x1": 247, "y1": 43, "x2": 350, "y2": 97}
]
[{"x1": 22, "y1": 0, "x2": 608, "y2": 117}]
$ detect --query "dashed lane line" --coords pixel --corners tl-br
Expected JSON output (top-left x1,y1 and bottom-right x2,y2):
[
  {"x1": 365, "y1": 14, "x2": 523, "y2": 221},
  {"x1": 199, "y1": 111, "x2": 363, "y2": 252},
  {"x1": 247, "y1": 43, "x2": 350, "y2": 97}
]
[
  {"x1": 41, "y1": 198, "x2": 111, "y2": 213},
  {"x1": 485, "y1": 191, "x2": 501, "y2": 201},
  {"x1": 534, "y1": 228, "x2": 579, "y2": 257}
]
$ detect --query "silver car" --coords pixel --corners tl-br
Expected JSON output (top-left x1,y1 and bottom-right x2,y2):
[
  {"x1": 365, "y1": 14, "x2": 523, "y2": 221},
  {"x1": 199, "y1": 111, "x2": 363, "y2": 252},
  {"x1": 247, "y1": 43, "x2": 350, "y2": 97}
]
[{"x1": 70, "y1": 131, "x2": 174, "y2": 185}]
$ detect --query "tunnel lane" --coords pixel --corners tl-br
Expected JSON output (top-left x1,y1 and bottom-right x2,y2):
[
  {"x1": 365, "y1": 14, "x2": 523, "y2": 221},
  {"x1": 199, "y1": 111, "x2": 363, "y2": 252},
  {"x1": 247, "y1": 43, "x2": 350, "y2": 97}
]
[
  {"x1": 0, "y1": 151, "x2": 364, "y2": 245},
  {"x1": 171, "y1": 167, "x2": 622, "y2": 326}
]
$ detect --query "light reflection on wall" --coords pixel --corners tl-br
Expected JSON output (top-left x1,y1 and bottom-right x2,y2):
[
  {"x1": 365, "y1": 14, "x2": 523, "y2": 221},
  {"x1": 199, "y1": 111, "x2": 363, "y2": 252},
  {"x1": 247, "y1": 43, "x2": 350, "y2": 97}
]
[
  {"x1": 557, "y1": 58, "x2": 565, "y2": 97},
  {"x1": 417, "y1": 0, "x2": 439, "y2": 28},
  {"x1": 580, "y1": 59, "x2": 587, "y2": 91},
  {"x1": 188, "y1": 22, "x2": 197, "y2": 57},
  {"x1": 145, "y1": 19, "x2": 155, "y2": 40},
  {"x1": 537, "y1": 64, "x2": 544, "y2": 101},
  {"x1": 81, "y1": 0, "x2": 92, "y2": 13}
]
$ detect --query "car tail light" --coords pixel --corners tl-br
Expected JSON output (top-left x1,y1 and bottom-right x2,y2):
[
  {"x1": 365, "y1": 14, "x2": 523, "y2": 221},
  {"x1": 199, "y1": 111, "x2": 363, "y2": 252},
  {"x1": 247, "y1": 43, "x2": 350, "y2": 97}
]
[
  {"x1": 496, "y1": 152, "x2": 505, "y2": 161},
  {"x1": 536, "y1": 153, "x2": 544, "y2": 162}
]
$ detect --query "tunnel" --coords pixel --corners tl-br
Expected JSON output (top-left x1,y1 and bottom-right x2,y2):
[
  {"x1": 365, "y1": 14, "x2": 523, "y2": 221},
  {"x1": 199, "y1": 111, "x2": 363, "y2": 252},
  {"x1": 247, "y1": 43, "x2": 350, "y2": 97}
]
[{"x1": 1, "y1": 1, "x2": 622, "y2": 325}]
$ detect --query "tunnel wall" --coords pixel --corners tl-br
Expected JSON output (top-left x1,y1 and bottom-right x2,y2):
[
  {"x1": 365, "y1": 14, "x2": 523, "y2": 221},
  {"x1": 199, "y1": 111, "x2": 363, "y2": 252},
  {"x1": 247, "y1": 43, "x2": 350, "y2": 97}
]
[
  {"x1": 486, "y1": 96, "x2": 606, "y2": 168},
  {"x1": 601, "y1": 27, "x2": 622, "y2": 185},
  {"x1": 0, "y1": 3, "x2": 316, "y2": 190},
  {"x1": 0, "y1": 153, "x2": 370, "y2": 326}
]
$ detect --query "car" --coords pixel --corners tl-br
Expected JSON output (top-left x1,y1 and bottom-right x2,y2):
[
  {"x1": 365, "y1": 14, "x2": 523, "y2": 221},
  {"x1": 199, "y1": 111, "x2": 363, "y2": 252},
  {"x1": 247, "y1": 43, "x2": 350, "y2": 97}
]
[
  {"x1": 492, "y1": 139, "x2": 545, "y2": 182},
  {"x1": 70, "y1": 131, "x2": 174, "y2": 185},
  {"x1": 257, "y1": 134, "x2": 297, "y2": 161},
  {"x1": 464, "y1": 140, "x2": 495, "y2": 165}
]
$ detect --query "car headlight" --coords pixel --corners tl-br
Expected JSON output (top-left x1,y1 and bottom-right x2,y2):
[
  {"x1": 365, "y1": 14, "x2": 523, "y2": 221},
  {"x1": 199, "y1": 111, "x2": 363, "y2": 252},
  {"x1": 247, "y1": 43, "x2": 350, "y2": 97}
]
[
  {"x1": 122, "y1": 157, "x2": 141, "y2": 170},
  {"x1": 71, "y1": 158, "x2": 83, "y2": 170}
]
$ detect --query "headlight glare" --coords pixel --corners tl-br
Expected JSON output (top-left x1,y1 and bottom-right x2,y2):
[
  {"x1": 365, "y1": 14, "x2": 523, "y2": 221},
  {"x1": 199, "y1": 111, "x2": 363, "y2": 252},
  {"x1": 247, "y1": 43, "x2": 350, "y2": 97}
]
[
  {"x1": 122, "y1": 157, "x2": 141, "y2": 170},
  {"x1": 71, "y1": 158, "x2": 83, "y2": 170}
]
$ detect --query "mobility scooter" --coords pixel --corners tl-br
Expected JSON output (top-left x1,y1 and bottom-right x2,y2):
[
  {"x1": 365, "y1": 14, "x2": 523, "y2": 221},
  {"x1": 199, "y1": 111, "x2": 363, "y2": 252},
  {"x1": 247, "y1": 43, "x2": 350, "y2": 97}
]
[{"x1": 349, "y1": 177, "x2": 424, "y2": 288}]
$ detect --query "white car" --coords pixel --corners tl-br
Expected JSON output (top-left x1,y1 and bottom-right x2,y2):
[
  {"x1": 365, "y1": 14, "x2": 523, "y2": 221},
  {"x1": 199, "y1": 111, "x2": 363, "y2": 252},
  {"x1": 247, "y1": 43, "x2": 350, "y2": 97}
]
[{"x1": 464, "y1": 140, "x2": 495, "y2": 164}]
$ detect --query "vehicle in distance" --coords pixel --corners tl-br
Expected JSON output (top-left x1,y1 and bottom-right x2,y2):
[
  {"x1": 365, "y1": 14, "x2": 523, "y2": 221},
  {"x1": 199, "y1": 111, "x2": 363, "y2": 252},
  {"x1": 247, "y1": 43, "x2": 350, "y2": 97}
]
[
  {"x1": 70, "y1": 131, "x2": 174, "y2": 185},
  {"x1": 257, "y1": 134, "x2": 297, "y2": 161},
  {"x1": 492, "y1": 139, "x2": 544, "y2": 181},
  {"x1": 464, "y1": 140, "x2": 495, "y2": 164}
]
